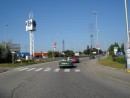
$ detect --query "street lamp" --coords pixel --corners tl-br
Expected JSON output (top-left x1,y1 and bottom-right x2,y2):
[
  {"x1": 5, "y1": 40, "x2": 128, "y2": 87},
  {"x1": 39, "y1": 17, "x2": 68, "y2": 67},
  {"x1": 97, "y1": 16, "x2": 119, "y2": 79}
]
[
  {"x1": 124, "y1": 0, "x2": 129, "y2": 47},
  {"x1": 90, "y1": 34, "x2": 93, "y2": 58},
  {"x1": 90, "y1": 34, "x2": 93, "y2": 49},
  {"x1": 93, "y1": 11, "x2": 100, "y2": 59},
  {"x1": 92, "y1": 11, "x2": 99, "y2": 46},
  {"x1": 124, "y1": 0, "x2": 130, "y2": 71},
  {"x1": 4, "y1": 24, "x2": 8, "y2": 50}
]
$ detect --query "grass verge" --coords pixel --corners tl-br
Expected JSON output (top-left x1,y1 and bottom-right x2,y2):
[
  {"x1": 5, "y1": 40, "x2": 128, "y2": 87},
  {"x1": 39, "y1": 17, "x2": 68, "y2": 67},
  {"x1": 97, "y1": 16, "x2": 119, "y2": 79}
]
[
  {"x1": 0, "y1": 59, "x2": 59, "y2": 68},
  {"x1": 99, "y1": 55, "x2": 126, "y2": 69}
]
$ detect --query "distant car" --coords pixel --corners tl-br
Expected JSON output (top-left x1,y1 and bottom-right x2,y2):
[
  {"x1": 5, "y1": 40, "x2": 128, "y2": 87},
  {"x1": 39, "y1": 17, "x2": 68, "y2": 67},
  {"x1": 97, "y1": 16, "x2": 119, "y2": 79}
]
[
  {"x1": 69, "y1": 57, "x2": 79, "y2": 63},
  {"x1": 59, "y1": 59, "x2": 74, "y2": 68},
  {"x1": 89, "y1": 55, "x2": 95, "y2": 59}
]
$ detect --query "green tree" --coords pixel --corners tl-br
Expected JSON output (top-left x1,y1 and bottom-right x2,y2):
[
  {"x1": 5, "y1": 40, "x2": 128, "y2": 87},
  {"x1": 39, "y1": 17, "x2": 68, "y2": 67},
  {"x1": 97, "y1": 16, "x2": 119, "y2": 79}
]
[
  {"x1": 83, "y1": 45, "x2": 90, "y2": 55},
  {"x1": 120, "y1": 43, "x2": 124, "y2": 52},
  {"x1": 108, "y1": 42, "x2": 121, "y2": 55},
  {"x1": 47, "y1": 51, "x2": 61, "y2": 58},
  {"x1": 64, "y1": 50, "x2": 74, "y2": 57},
  {"x1": 47, "y1": 51, "x2": 53, "y2": 58},
  {"x1": 0, "y1": 44, "x2": 12, "y2": 63}
]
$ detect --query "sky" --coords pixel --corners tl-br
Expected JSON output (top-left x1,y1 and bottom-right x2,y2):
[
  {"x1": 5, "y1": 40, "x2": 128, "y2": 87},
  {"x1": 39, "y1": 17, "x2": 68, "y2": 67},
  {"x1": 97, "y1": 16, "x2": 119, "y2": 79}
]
[{"x1": 0, "y1": 0, "x2": 130, "y2": 52}]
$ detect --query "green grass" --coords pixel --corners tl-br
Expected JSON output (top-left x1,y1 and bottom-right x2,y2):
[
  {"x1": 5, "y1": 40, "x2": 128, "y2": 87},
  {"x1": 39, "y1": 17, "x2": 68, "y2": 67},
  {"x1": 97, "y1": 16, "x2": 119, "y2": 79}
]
[
  {"x1": 0, "y1": 62, "x2": 36, "y2": 67},
  {"x1": 99, "y1": 55, "x2": 126, "y2": 69},
  {"x1": 0, "y1": 59, "x2": 59, "y2": 67}
]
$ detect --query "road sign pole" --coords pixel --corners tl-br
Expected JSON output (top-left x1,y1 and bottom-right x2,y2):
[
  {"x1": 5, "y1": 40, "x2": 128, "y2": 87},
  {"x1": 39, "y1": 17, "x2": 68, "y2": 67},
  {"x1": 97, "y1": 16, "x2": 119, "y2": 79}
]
[{"x1": 124, "y1": 0, "x2": 130, "y2": 72}]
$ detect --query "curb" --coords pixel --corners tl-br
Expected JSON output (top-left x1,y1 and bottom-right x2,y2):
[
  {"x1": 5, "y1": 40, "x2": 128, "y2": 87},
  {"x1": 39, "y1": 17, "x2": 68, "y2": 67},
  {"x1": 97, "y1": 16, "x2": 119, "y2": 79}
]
[{"x1": 125, "y1": 69, "x2": 130, "y2": 73}]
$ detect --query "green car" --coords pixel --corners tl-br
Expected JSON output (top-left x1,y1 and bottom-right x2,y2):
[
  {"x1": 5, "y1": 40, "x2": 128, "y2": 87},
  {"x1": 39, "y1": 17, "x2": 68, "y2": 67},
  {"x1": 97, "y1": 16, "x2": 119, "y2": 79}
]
[{"x1": 59, "y1": 59, "x2": 74, "y2": 68}]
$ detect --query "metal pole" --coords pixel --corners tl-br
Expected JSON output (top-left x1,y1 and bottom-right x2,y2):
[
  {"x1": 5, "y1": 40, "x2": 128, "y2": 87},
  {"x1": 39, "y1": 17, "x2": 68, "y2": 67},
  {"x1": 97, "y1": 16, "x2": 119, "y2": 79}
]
[
  {"x1": 93, "y1": 11, "x2": 98, "y2": 45},
  {"x1": 90, "y1": 34, "x2": 93, "y2": 58},
  {"x1": 4, "y1": 24, "x2": 8, "y2": 50},
  {"x1": 124, "y1": 0, "x2": 130, "y2": 71},
  {"x1": 90, "y1": 34, "x2": 93, "y2": 49},
  {"x1": 124, "y1": 0, "x2": 129, "y2": 46},
  {"x1": 93, "y1": 11, "x2": 100, "y2": 59},
  {"x1": 96, "y1": 13, "x2": 98, "y2": 45}
]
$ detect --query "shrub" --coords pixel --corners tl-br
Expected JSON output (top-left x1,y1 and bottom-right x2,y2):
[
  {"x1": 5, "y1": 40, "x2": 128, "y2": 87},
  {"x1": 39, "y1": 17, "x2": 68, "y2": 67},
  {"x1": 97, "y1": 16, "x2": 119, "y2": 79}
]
[{"x1": 112, "y1": 55, "x2": 125, "y2": 64}]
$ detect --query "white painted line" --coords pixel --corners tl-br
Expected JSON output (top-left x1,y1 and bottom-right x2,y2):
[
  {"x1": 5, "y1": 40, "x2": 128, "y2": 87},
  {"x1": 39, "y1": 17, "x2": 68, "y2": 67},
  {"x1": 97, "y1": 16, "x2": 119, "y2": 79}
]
[
  {"x1": 75, "y1": 69, "x2": 80, "y2": 72},
  {"x1": 44, "y1": 67, "x2": 51, "y2": 72},
  {"x1": 54, "y1": 68, "x2": 60, "y2": 72},
  {"x1": 14, "y1": 67, "x2": 24, "y2": 70},
  {"x1": 26, "y1": 68, "x2": 36, "y2": 71},
  {"x1": 64, "y1": 69, "x2": 70, "y2": 72},
  {"x1": 18, "y1": 68, "x2": 29, "y2": 71},
  {"x1": 35, "y1": 68, "x2": 44, "y2": 71}
]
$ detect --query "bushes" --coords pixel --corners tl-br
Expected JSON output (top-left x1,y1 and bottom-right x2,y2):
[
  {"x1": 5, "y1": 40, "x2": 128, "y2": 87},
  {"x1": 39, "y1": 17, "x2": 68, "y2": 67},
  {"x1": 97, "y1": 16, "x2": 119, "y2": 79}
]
[{"x1": 112, "y1": 55, "x2": 125, "y2": 64}]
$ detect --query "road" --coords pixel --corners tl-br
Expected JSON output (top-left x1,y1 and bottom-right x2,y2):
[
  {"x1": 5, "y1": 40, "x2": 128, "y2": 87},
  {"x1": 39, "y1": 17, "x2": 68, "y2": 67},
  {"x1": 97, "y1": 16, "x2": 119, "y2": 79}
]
[{"x1": 0, "y1": 57, "x2": 130, "y2": 98}]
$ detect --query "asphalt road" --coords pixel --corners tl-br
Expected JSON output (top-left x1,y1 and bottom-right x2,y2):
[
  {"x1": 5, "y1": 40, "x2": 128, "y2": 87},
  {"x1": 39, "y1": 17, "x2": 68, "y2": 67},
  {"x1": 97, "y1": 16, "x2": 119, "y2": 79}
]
[{"x1": 0, "y1": 57, "x2": 130, "y2": 98}]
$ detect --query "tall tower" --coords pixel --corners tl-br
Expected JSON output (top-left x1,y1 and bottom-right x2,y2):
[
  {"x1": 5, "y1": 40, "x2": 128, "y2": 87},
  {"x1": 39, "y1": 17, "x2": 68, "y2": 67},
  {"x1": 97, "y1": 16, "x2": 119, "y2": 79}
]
[
  {"x1": 53, "y1": 41, "x2": 56, "y2": 51},
  {"x1": 25, "y1": 12, "x2": 36, "y2": 59}
]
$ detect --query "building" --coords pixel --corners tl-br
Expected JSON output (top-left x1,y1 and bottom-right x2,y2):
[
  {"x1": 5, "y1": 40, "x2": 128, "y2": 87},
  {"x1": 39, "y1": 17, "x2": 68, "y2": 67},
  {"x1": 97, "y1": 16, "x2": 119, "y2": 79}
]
[{"x1": 34, "y1": 52, "x2": 48, "y2": 58}]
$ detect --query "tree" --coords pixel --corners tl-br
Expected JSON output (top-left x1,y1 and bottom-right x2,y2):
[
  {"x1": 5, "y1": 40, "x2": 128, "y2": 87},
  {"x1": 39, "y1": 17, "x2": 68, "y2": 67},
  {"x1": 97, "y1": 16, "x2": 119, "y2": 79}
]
[
  {"x1": 64, "y1": 50, "x2": 74, "y2": 57},
  {"x1": 48, "y1": 51, "x2": 53, "y2": 58},
  {"x1": 83, "y1": 45, "x2": 90, "y2": 55},
  {"x1": 0, "y1": 44, "x2": 12, "y2": 63},
  {"x1": 120, "y1": 43, "x2": 124, "y2": 53},
  {"x1": 108, "y1": 42, "x2": 125, "y2": 55},
  {"x1": 47, "y1": 51, "x2": 61, "y2": 58}
]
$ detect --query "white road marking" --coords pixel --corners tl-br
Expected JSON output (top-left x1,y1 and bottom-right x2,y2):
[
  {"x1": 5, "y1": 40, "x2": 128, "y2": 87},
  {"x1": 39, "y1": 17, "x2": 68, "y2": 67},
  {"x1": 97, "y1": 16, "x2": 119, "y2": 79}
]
[
  {"x1": 44, "y1": 67, "x2": 51, "y2": 71},
  {"x1": 18, "y1": 68, "x2": 29, "y2": 71},
  {"x1": 54, "y1": 68, "x2": 60, "y2": 72},
  {"x1": 75, "y1": 69, "x2": 80, "y2": 72},
  {"x1": 26, "y1": 68, "x2": 36, "y2": 71},
  {"x1": 35, "y1": 68, "x2": 44, "y2": 71},
  {"x1": 14, "y1": 67, "x2": 81, "y2": 73},
  {"x1": 14, "y1": 67, "x2": 24, "y2": 70},
  {"x1": 64, "y1": 69, "x2": 70, "y2": 72}
]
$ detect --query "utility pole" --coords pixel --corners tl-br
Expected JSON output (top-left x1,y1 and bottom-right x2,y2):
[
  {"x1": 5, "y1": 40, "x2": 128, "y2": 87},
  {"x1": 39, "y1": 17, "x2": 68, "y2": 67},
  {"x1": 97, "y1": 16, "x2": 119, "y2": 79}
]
[
  {"x1": 124, "y1": 0, "x2": 130, "y2": 72},
  {"x1": 124, "y1": 0, "x2": 129, "y2": 46},
  {"x1": 93, "y1": 11, "x2": 100, "y2": 59},
  {"x1": 62, "y1": 40, "x2": 65, "y2": 52},
  {"x1": 4, "y1": 24, "x2": 8, "y2": 50}
]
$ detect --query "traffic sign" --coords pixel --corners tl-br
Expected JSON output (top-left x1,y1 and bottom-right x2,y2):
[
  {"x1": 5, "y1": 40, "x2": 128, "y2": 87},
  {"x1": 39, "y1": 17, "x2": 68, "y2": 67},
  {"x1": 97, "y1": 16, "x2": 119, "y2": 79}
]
[{"x1": 96, "y1": 44, "x2": 100, "y2": 49}]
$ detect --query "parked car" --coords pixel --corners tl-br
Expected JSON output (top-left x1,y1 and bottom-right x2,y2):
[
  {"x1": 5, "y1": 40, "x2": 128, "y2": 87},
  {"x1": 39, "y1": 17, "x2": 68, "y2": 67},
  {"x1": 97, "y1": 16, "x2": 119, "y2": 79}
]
[{"x1": 59, "y1": 58, "x2": 74, "y2": 68}]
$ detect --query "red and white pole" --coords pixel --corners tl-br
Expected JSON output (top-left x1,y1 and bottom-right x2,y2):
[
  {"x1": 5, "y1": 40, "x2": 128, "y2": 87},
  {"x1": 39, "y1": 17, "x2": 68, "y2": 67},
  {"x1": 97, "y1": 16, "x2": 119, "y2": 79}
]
[{"x1": 53, "y1": 41, "x2": 56, "y2": 51}]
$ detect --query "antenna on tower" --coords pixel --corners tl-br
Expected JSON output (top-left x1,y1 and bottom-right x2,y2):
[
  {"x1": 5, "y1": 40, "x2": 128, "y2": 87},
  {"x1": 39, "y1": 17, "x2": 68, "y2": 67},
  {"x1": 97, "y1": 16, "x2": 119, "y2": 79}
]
[{"x1": 29, "y1": 12, "x2": 33, "y2": 19}]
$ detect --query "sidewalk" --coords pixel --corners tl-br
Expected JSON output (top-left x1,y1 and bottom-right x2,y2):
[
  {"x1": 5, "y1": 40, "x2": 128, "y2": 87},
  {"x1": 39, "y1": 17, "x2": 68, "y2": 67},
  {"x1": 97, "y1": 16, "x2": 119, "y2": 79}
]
[{"x1": 95, "y1": 59, "x2": 130, "y2": 84}]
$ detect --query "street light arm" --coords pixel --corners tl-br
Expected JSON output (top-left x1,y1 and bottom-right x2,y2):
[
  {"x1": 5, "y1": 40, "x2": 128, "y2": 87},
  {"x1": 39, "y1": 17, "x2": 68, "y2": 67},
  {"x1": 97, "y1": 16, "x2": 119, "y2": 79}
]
[
  {"x1": 92, "y1": 11, "x2": 98, "y2": 14},
  {"x1": 4, "y1": 24, "x2": 8, "y2": 26}
]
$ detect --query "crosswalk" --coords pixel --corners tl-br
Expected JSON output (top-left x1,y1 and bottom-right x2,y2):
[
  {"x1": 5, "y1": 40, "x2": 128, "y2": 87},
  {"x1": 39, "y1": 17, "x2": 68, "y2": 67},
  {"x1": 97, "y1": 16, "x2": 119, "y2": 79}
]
[{"x1": 14, "y1": 67, "x2": 81, "y2": 73}]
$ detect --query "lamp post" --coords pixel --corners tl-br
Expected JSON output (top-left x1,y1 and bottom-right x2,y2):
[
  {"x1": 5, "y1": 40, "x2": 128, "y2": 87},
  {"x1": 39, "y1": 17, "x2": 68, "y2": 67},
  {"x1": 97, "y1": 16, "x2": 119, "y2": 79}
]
[
  {"x1": 4, "y1": 24, "x2": 8, "y2": 50},
  {"x1": 90, "y1": 34, "x2": 93, "y2": 50},
  {"x1": 124, "y1": 0, "x2": 129, "y2": 47},
  {"x1": 93, "y1": 11, "x2": 100, "y2": 59},
  {"x1": 90, "y1": 34, "x2": 93, "y2": 58},
  {"x1": 124, "y1": 0, "x2": 130, "y2": 71},
  {"x1": 93, "y1": 11, "x2": 98, "y2": 46}
]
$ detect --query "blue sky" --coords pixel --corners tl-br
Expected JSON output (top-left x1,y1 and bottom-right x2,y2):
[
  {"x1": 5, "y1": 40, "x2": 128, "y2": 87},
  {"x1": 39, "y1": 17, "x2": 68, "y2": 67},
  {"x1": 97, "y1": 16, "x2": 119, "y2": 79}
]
[{"x1": 0, "y1": 0, "x2": 129, "y2": 52}]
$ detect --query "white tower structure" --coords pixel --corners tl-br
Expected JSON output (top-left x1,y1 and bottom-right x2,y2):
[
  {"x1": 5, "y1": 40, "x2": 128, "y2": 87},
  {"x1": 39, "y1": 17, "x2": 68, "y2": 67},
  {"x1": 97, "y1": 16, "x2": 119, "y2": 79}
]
[
  {"x1": 25, "y1": 12, "x2": 36, "y2": 59},
  {"x1": 53, "y1": 41, "x2": 56, "y2": 51}
]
